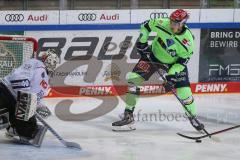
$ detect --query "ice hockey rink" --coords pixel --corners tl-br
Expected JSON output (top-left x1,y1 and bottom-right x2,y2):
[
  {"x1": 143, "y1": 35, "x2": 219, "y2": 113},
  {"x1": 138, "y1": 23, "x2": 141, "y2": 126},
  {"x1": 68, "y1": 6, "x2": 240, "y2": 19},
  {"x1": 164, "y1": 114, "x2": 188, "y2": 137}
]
[{"x1": 0, "y1": 93, "x2": 240, "y2": 160}]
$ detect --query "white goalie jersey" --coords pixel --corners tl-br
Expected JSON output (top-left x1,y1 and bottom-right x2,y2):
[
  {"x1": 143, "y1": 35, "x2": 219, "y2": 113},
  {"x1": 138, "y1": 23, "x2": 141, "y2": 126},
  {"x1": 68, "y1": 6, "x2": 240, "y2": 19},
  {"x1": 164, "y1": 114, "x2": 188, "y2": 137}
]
[{"x1": 4, "y1": 58, "x2": 50, "y2": 103}]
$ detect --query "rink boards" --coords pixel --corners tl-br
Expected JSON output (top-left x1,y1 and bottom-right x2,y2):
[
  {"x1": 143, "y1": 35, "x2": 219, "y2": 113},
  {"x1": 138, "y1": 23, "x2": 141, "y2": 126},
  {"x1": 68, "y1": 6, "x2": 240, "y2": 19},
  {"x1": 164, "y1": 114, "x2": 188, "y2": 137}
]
[{"x1": 0, "y1": 9, "x2": 239, "y2": 96}]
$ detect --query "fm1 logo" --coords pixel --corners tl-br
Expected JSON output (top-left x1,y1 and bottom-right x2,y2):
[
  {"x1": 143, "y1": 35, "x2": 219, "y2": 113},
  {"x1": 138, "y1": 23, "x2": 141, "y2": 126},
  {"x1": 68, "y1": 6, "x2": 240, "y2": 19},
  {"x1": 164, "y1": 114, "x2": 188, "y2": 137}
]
[
  {"x1": 209, "y1": 64, "x2": 240, "y2": 76},
  {"x1": 37, "y1": 36, "x2": 155, "y2": 60}
]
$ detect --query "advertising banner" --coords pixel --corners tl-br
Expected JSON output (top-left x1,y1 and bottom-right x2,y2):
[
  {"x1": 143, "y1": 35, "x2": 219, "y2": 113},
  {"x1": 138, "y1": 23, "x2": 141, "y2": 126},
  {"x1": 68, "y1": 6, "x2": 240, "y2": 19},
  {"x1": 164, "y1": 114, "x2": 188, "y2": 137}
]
[
  {"x1": 199, "y1": 29, "x2": 240, "y2": 82},
  {"x1": 48, "y1": 81, "x2": 240, "y2": 97},
  {"x1": 0, "y1": 11, "x2": 59, "y2": 25},
  {"x1": 60, "y1": 10, "x2": 130, "y2": 24},
  {"x1": 0, "y1": 9, "x2": 238, "y2": 25},
  {"x1": 131, "y1": 9, "x2": 200, "y2": 24}
]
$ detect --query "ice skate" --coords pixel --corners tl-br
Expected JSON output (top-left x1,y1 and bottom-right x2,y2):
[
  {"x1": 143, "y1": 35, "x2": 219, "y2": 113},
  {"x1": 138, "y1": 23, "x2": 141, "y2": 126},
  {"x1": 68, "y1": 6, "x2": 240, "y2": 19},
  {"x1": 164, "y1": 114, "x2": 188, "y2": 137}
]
[{"x1": 112, "y1": 109, "x2": 136, "y2": 131}]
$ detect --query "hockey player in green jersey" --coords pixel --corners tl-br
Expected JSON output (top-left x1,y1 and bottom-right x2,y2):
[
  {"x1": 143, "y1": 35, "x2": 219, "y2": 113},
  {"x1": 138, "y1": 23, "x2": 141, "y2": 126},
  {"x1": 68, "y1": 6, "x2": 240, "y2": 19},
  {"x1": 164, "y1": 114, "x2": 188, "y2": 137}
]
[{"x1": 112, "y1": 9, "x2": 204, "y2": 131}]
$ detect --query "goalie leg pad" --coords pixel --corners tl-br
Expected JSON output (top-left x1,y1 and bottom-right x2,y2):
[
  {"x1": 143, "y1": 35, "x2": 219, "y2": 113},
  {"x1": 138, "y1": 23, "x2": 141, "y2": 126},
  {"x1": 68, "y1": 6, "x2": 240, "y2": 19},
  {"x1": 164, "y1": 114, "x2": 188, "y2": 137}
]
[
  {"x1": 15, "y1": 90, "x2": 37, "y2": 121},
  {"x1": 5, "y1": 124, "x2": 47, "y2": 147},
  {"x1": 0, "y1": 108, "x2": 9, "y2": 130},
  {"x1": 14, "y1": 116, "x2": 38, "y2": 138},
  {"x1": 29, "y1": 124, "x2": 48, "y2": 147}
]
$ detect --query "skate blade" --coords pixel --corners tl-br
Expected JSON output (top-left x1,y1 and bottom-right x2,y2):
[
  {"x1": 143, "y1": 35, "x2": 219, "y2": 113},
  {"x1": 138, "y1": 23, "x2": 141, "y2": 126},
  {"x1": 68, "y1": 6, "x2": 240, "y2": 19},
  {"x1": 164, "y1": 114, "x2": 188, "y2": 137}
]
[
  {"x1": 5, "y1": 133, "x2": 30, "y2": 145},
  {"x1": 112, "y1": 123, "x2": 136, "y2": 132},
  {"x1": 0, "y1": 123, "x2": 9, "y2": 130}
]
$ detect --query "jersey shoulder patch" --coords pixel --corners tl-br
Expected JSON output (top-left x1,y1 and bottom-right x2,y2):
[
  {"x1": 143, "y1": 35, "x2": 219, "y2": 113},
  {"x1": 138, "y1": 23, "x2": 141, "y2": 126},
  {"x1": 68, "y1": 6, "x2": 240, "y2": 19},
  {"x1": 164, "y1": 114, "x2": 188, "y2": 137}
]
[
  {"x1": 141, "y1": 20, "x2": 149, "y2": 25},
  {"x1": 166, "y1": 39, "x2": 175, "y2": 47},
  {"x1": 182, "y1": 38, "x2": 191, "y2": 48}
]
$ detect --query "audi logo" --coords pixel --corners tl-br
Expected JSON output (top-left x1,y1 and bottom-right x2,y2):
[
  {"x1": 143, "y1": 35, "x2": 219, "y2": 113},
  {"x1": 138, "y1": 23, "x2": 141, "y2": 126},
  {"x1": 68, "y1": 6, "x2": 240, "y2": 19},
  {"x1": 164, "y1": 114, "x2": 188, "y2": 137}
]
[
  {"x1": 78, "y1": 13, "x2": 97, "y2": 21},
  {"x1": 5, "y1": 14, "x2": 24, "y2": 22},
  {"x1": 150, "y1": 12, "x2": 168, "y2": 19}
]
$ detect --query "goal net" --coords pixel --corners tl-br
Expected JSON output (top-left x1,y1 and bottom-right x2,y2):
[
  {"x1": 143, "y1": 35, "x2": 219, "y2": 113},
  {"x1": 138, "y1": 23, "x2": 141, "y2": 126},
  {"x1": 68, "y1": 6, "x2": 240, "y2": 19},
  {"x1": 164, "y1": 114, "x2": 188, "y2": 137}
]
[{"x1": 0, "y1": 35, "x2": 38, "y2": 78}]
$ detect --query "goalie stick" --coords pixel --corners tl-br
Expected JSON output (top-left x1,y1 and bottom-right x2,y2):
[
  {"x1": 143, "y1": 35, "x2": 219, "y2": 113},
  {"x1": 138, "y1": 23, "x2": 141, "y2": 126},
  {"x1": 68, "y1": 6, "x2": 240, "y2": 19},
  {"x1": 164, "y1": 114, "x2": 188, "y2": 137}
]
[
  {"x1": 177, "y1": 124, "x2": 240, "y2": 140},
  {"x1": 36, "y1": 114, "x2": 82, "y2": 149}
]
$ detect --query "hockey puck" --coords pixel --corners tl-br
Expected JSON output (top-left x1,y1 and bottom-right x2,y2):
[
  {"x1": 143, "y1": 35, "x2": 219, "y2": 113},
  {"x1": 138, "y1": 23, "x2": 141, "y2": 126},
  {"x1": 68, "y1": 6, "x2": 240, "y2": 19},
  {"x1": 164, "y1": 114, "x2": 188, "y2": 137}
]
[{"x1": 195, "y1": 139, "x2": 202, "y2": 143}]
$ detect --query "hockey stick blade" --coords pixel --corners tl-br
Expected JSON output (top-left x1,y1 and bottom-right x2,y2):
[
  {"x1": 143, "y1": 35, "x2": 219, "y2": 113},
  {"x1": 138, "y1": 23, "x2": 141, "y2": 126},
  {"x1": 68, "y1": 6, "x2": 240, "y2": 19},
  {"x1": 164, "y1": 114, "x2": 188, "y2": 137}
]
[
  {"x1": 64, "y1": 141, "x2": 82, "y2": 149},
  {"x1": 177, "y1": 124, "x2": 240, "y2": 141},
  {"x1": 36, "y1": 114, "x2": 81, "y2": 150},
  {"x1": 177, "y1": 133, "x2": 220, "y2": 142}
]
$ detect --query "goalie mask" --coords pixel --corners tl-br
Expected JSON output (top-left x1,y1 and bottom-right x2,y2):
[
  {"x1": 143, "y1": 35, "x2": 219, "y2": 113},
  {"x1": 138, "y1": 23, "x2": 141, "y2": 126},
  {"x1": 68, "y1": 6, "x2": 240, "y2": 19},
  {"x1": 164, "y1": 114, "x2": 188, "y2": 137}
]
[{"x1": 41, "y1": 49, "x2": 60, "y2": 73}]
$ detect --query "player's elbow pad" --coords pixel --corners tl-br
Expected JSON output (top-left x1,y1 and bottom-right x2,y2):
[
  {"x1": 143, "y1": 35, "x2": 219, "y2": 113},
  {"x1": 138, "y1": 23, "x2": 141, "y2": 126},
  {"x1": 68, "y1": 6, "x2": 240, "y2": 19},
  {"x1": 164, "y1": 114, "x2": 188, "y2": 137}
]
[
  {"x1": 176, "y1": 57, "x2": 190, "y2": 66},
  {"x1": 141, "y1": 20, "x2": 151, "y2": 32}
]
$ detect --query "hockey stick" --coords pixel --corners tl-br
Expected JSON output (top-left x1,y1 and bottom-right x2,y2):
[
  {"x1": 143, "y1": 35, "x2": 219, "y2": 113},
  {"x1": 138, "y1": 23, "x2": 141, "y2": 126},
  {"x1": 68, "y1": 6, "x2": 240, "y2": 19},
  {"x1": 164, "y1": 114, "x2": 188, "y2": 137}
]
[
  {"x1": 177, "y1": 124, "x2": 240, "y2": 140},
  {"x1": 144, "y1": 54, "x2": 218, "y2": 141},
  {"x1": 36, "y1": 114, "x2": 81, "y2": 149}
]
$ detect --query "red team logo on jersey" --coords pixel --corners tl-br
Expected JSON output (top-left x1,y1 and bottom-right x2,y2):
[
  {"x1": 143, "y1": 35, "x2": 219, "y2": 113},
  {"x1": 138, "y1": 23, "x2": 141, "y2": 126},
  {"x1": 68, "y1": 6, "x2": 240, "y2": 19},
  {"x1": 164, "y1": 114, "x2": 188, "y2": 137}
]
[
  {"x1": 182, "y1": 38, "x2": 190, "y2": 47},
  {"x1": 137, "y1": 60, "x2": 150, "y2": 73},
  {"x1": 40, "y1": 80, "x2": 48, "y2": 89}
]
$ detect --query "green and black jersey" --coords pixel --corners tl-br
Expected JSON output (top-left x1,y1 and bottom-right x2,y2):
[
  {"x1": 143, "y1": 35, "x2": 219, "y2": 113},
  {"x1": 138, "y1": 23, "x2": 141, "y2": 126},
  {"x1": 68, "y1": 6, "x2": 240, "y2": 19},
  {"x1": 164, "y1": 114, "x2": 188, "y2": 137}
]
[{"x1": 139, "y1": 18, "x2": 195, "y2": 75}]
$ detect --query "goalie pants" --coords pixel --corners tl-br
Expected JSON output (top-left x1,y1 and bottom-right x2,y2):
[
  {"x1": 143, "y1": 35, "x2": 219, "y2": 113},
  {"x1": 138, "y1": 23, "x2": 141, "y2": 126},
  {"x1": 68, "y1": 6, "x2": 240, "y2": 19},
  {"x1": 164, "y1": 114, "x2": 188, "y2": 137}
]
[
  {"x1": 0, "y1": 82, "x2": 37, "y2": 138},
  {"x1": 125, "y1": 53, "x2": 196, "y2": 116}
]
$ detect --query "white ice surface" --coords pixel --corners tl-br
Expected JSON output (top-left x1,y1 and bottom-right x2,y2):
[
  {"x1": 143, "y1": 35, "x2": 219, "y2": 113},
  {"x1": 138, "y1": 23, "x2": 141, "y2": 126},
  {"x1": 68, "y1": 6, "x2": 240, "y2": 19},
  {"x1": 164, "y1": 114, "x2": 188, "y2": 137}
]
[{"x1": 1, "y1": 94, "x2": 240, "y2": 160}]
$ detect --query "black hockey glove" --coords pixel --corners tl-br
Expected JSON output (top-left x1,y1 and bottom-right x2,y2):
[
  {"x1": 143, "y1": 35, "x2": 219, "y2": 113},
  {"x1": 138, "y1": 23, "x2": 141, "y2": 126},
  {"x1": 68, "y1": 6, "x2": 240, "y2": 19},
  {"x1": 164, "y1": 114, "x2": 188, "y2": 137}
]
[
  {"x1": 163, "y1": 75, "x2": 177, "y2": 92},
  {"x1": 165, "y1": 74, "x2": 178, "y2": 84},
  {"x1": 36, "y1": 104, "x2": 52, "y2": 119}
]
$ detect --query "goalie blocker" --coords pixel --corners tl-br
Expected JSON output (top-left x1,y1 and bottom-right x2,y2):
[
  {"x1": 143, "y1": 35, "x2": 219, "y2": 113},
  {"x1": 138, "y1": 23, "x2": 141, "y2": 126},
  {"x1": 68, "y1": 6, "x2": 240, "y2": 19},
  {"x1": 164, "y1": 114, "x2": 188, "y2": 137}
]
[{"x1": 15, "y1": 90, "x2": 37, "y2": 121}]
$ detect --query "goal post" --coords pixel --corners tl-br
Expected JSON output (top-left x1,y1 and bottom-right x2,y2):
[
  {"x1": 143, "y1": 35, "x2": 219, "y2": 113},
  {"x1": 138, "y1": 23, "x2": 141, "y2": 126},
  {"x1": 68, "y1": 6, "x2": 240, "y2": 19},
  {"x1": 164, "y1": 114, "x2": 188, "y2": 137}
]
[{"x1": 0, "y1": 35, "x2": 38, "y2": 78}]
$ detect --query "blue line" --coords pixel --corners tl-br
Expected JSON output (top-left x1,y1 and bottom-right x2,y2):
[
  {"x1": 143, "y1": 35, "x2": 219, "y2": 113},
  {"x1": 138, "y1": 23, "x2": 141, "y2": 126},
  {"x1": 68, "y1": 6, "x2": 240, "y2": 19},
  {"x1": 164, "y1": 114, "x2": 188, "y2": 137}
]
[
  {"x1": 0, "y1": 23, "x2": 239, "y2": 31},
  {"x1": 188, "y1": 23, "x2": 240, "y2": 29}
]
